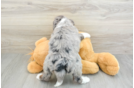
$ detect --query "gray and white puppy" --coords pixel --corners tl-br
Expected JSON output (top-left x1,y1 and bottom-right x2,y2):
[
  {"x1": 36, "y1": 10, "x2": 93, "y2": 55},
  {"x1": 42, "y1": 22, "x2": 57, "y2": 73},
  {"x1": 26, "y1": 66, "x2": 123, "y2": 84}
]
[{"x1": 36, "y1": 15, "x2": 90, "y2": 87}]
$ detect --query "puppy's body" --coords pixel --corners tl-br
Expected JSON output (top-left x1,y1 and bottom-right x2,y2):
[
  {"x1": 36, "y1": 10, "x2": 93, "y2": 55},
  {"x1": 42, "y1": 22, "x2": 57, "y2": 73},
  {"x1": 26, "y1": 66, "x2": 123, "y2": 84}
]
[
  {"x1": 48, "y1": 17, "x2": 81, "y2": 74},
  {"x1": 37, "y1": 16, "x2": 90, "y2": 87}
]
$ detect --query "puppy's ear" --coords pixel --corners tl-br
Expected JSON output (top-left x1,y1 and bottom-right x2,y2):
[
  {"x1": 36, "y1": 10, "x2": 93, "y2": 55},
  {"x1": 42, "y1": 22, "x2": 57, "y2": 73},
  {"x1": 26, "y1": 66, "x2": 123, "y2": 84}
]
[
  {"x1": 53, "y1": 20, "x2": 58, "y2": 30},
  {"x1": 69, "y1": 19, "x2": 75, "y2": 25},
  {"x1": 53, "y1": 15, "x2": 64, "y2": 30}
]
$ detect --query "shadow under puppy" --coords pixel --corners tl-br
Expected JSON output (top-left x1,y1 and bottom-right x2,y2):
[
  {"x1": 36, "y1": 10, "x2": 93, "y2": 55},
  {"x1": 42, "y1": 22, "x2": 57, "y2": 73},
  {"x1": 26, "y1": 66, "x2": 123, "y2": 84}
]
[{"x1": 36, "y1": 15, "x2": 90, "y2": 87}]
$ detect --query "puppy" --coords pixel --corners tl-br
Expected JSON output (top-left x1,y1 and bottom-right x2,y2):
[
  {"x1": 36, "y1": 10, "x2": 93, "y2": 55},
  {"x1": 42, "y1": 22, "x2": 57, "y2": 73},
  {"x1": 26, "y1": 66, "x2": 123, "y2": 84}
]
[{"x1": 36, "y1": 15, "x2": 90, "y2": 87}]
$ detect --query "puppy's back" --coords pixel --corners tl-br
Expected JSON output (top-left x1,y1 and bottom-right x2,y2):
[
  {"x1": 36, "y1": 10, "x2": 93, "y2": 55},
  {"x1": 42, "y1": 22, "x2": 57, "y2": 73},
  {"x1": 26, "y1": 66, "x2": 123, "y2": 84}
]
[
  {"x1": 37, "y1": 16, "x2": 90, "y2": 87},
  {"x1": 47, "y1": 24, "x2": 81, "y2": 72}
]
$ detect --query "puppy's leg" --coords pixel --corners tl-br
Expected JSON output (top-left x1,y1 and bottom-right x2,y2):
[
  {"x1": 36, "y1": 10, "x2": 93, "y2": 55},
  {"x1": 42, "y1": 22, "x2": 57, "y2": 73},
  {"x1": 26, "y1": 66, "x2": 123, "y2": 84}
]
[
  {"x1": 73, "y1": 70, "x2": 90, "y2": 84},
  {"x1": 36, "y1": 67, "x2": 52, "y2": 81},
  {"x1": 73, "y1": 55, "x2": 90, "y2": 84},
  {"x1": 54, "y1": 70, "x2": 65, "y2": 87}
]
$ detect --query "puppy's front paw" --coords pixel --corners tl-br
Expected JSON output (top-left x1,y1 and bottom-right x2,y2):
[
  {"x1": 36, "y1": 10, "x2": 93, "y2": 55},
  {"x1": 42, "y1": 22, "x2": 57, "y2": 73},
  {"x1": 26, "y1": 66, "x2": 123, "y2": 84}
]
[
  {"x1": 81, "y1": 76, "x2": 90, "y2": 84},
  {"x1": 36, "y1": 73, "x2": 42, "y2": 80},
  {"x1": 81, "y1": 33, "x2": 91, "y2": 38}
]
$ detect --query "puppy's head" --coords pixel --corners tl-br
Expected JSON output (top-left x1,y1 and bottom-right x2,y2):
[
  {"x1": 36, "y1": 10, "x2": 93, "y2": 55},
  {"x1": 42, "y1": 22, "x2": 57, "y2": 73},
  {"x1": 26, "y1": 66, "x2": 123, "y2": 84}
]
[{"x1": 53, "y1": 15, "x2": 75, "y2": 30}]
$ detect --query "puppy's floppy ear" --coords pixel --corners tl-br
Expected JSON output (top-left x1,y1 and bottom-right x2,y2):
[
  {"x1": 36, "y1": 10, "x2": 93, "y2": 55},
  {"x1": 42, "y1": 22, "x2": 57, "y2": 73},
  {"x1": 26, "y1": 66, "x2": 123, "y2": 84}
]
[
  {"x1": 53, "y1": 15, "x2": 64, "y2": 30},
  {"x1": 69, "y1": 19, "x2": 75, "y2": 25},
  {"x1": 53, "y1": 20, "x2": 58, "y2": 30}
]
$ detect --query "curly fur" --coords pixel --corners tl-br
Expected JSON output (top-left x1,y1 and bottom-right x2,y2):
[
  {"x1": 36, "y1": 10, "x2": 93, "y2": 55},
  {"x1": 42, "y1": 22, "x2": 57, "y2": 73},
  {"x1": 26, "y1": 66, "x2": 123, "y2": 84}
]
[{"x1": 38, "y1": 16, "x2": 89, "y2": 86}]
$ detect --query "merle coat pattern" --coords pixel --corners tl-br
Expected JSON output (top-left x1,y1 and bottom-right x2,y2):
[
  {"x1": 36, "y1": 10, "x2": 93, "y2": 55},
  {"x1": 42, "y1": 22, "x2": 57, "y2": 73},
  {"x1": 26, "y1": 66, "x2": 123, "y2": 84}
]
[{"x1": 39, "y1": 16, "x2": 85, "y2": 84}]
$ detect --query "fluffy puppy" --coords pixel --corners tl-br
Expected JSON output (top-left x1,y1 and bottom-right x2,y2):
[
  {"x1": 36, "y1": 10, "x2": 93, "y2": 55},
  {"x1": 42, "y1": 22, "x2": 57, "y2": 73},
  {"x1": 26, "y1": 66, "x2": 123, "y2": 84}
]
[{"x1": 36, "y1": 15, "x2": 90, "y2": 87}]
